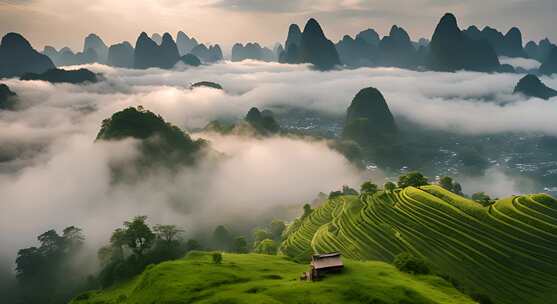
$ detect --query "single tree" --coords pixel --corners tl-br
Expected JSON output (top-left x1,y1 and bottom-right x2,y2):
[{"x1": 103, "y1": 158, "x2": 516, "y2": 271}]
[
  {"x1": 254, "y1": 239, "x2": 278, "y2": 255},
  {"x1": 232, "y1": 236, "x2": 248, "y2": 253},
  {"x1": 384, "y1": 181, "x2": 396, "y2": 193},
  {"x1": 302, "y1": 203, "x2": 313, "y2": 218},
  {"x1": 270, "y1": 220, "x2": 286, "y2": 241},
  {"x1": 398, "y1": 172, "x2": 429, "y2": 188},
  {"x1": 253, "y1": 228, "x2": 272, "y2": 246},
  {"x1": 472, "y1": 192, "x2": 495, "y2": 207},
  {"x1": 123, "y1": 216, "x2": 155, "y2": 256},
  {"x1": 439, "y1": 176, "x2": 454, "y2": 191},
  {"x1": 153, "y1": 224, "x2": 183, "y2": 243},
  {"x1": 342, "y1": 185, "x2": 359, "y2": 195},
  {"x1": 328, "y1": 191, "x2": 343, "y2": 199},
  {"x1": 360, "y1": 181, "x2": 379, "y2": 195}
]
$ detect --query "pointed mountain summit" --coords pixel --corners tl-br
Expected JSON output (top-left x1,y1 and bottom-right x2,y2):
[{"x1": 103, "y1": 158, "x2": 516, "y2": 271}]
[
  {"x1": 134, "y1": 32, "x2": 159, "y2": 69},
  {"x1": 513, "y1": 74, "x2": 557, "y2": 100},
  {"x1": 378, "y1": 25, "x2": 417, "y2": 68},
  {"x1": 0, "y1": 33, "x2": 55, "y2": 78},
  {"x1": 133, "y1": 32, "x2": 180, "y2": 69},
  {"x1": 342, "y1": 87, "x2": 397, "y2": 147},
  {"x1": 84, "y1": 33, "x2": 108, "y2": 63},
  {"x1": 428, "y1": 13, "x2": 500, "y2": 72},
  {"x1": 279, "y1": 24, "x2": 302, "y2": 64},
  {"x1": 159, "y1": 33, "x2": 181, "y2": 69},
  {"x1": 176, "y1": 31, "x2": 198, "y2": 56},
  {"x1": 299, "y1": 18, "x2": 340, "y2": 70},
  {"x1": 504, "y1": 27, "x2": 525, "y2": 57}
]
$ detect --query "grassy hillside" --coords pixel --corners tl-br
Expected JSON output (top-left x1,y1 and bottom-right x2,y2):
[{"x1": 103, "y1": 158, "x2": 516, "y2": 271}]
[
  {"x1": 71, "y1": 251, "x2": 474, "y2": 304},
  {"x1": 281, "y1": 185, "x2": 557, "y2": 304}
]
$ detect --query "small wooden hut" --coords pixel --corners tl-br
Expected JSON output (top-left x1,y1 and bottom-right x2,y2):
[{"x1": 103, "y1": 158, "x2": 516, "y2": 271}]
[{"x1": 301, "y1": 252, "x2": 344, "y2": 281}]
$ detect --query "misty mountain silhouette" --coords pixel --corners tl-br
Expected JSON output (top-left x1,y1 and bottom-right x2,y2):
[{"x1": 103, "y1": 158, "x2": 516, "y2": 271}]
[
  {"x1": 43, "y1": 45, "x2": 98, "y2": 67},
  {"x1": 342, "y1": 87, "x2": 397, "y2": 146},
  {"x1": 525, "y1": 38, "x2": 556, "y2": 62},
  {"x1": 84, "y1": 33, "x2": 108, "y2": 63},
  {"x1": 0, "y1": 83, "x2": 16, "y2": 110},
  {"x1": 180, "y1": 54, "x2": 201, "y2": 67},
  {"x1": 279, "y1": 24, "x2": 302, "y2": 64},
  {"x1": 0, "y1": 33, "x2": 55, "y2": 78},
  {"x1": 176, "y1": 31, "x2": 199, "y2": 56},
  {"x1": 231, "y1": 43, "x2": 275, "y2": 62},
  {"x1": 107, "y1": 41, "x2": 134, "y2": 68},
  {"x1": 134, "y1": 32, "x2": 180, "y2": 69},
  {"x1": 378, "y1": 25, "x2": 418, "y2": 68},
  {"x1": 428, "y1": 13, "x2": 500, "y2": 72},
  {"x1": 463, "y1": 26, "x2": 526, "y2": 58},
  {"x1": 513, "y1": 74, "x2": 557, "y2": 100},
  {"x1": 189, "y1": 44, "x2": 223, "y2": 63},
  {"x1": 540, "y1": 47, "x2": 557, "y2": 75},
  {"x1": 299, "y1": 18, "x2": 341, "y2": 70}
]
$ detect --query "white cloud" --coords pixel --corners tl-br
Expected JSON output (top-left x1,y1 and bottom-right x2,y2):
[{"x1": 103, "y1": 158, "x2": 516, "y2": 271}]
[
  {"x1": 499, "y1": 56, "x2": 542, "y2": 70},
  {"x1": 1, "y1": 61, "x2": 556, "y2": 272}
]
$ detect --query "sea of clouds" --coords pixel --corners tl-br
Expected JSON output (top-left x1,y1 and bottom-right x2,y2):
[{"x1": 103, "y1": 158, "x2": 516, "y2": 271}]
[{"x1": 0, "y1": 60, "x2": 556, "y2": 273}]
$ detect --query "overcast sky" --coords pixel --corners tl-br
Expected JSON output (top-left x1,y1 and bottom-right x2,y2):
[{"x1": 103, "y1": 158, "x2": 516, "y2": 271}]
[{"x1": 0, "y1": 0, "x2": 555, "y2": 52}]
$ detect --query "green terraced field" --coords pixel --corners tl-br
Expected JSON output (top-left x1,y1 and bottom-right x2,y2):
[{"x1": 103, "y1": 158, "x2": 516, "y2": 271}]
[
  {"x1": 70, "y1": 252, "x2": 475, "y2": 304},
  {"x1": 280, "y1": 185, "x2": 557, "y2": 304}
]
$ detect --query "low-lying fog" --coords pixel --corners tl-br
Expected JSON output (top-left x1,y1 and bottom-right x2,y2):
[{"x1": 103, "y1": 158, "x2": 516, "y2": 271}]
[{"x1": 1, "y1": 60, "x2": 556, "y2": 273}]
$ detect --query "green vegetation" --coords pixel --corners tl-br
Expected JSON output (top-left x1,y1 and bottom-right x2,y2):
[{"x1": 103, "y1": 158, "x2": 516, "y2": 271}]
[
  {"x1": 398, "y1": 171, "x2": 429, "y2": 188},
  {"x1": 281, "y1": 183, "x2": 557, "y2": 304},
  {"x1": 471, "y1": 192, "x2": 497, "y2": 207},
  {"x1": 212, "y1": 252, "x2": 223, "y2": 264},
  {"x1": 98, "y1": 216, "x2": 191, "y2": 288},
  {"x1": 254, "y1": 239, "x2": 278, "y2": 255},
  {"x1": 393, "y1": 253, "x2": 430, "y2": 275},
  {"x1": 15, "y1": 226, "x2": 91, "y2": 304},
  {"x1": 96, "y1": 106, "x2": 208, "y2": 168},
  {"x1": 71, "y1": 252, "x2": 474, "y2": 304}
]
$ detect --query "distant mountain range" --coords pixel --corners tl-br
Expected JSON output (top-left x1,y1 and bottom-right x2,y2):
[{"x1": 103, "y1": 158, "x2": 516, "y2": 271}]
[{"x1": 1, "y1": 12, "x2": 556, "y2": 77}]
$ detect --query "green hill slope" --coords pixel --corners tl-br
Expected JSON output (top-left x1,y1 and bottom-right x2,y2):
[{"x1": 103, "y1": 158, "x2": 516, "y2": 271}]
[
  {"x1": 281, "y1": 185, "x2": 557, "y2": 304},
  {"x1": 71, "y1": 252, "x2": 474, "y2": 304}
]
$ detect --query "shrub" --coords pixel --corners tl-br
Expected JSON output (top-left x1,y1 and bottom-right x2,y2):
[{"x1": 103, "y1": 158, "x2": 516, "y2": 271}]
[
  {"x1": 393, "y1": 252, "x2": 430, "y2": 275},
  {"x1": 212, "y1": 252, "x2": 223, "y2": 264},
  {"x1": 254, "y1": 239, "x2": 278, "y2": 255}
]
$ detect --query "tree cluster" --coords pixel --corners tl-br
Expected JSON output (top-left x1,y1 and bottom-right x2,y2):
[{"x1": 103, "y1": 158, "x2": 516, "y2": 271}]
[
  {"x1": 15, "y1": 226, "x2": 89, "y2": 304},
  {"x1": 98, "y1": 216, "x2": 191, "y2": 288}
]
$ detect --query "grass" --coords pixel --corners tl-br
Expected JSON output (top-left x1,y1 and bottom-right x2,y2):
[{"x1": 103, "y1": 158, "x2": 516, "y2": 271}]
[
  {"x1": 281, "y1": 185, "x2": 557, "y2": 304},
  {"x1": 71, "y1": 251, "x2": 474, "y2": 304}
]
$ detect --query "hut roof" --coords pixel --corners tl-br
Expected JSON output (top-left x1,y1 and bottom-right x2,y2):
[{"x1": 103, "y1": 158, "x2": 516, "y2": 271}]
[{"x1": 311, "y1": 252, "x2": 343, "y2": 270}]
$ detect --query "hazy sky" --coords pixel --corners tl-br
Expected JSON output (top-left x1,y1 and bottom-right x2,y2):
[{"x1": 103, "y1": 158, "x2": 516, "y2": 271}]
[{"x1": 0, "y1": 0, "x2": 555, "y2": 53}]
